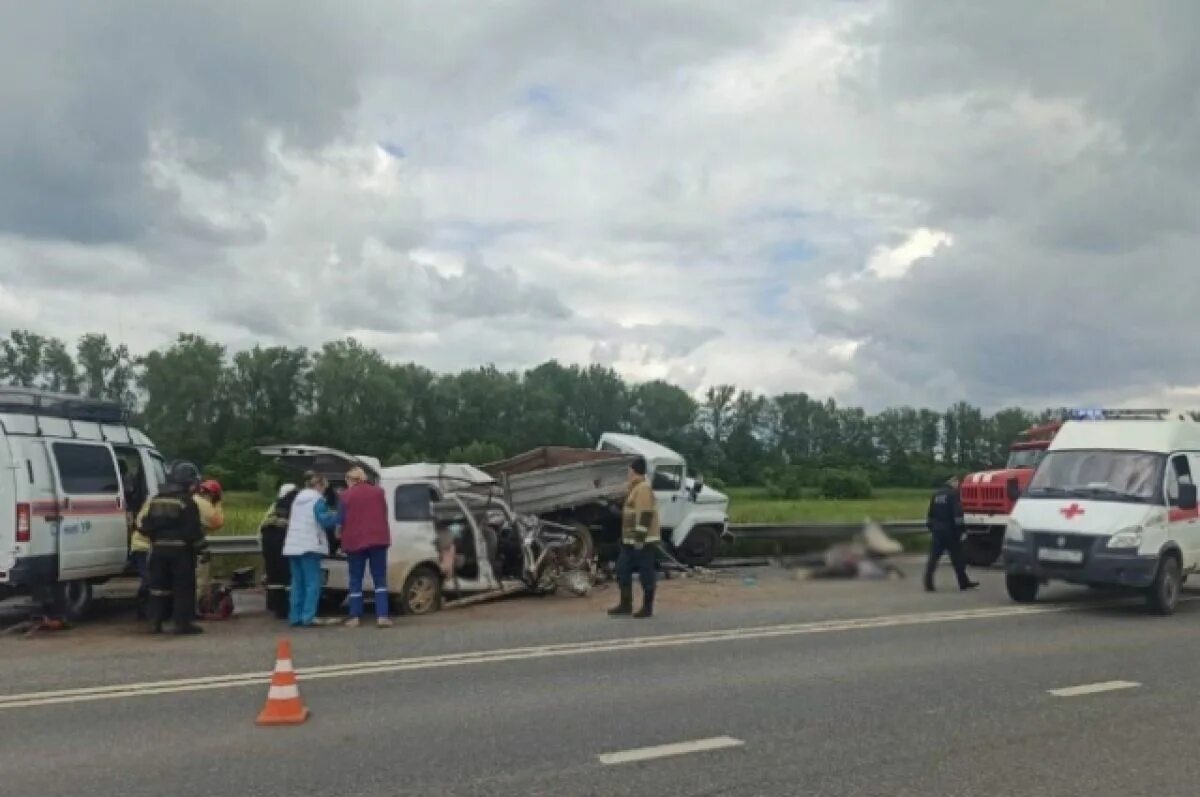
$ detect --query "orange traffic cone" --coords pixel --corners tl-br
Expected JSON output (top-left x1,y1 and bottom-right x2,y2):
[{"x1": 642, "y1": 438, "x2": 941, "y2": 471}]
[{"x1": 256, "y1": 638, "x2": 310, "y2": 726}]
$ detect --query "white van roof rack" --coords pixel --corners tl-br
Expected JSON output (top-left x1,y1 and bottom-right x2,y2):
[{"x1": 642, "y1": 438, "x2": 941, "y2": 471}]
[
  {"x1": 0, "y1": 387, "x2": 128, "y2": 425},
  {"x1": 1066, "y1": 408, "x2": 1200, "y2": 422}
]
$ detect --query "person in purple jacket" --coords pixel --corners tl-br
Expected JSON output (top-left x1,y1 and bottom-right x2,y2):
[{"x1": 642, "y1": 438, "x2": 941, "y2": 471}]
[{"x1": 338, "y1": 466, "x2": 393, "y2": 628}]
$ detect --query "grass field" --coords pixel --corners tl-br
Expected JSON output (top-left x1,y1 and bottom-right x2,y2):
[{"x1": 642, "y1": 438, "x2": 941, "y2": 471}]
[{"x1": 726, "y1": 487, "x2": 928, "y2": 524}]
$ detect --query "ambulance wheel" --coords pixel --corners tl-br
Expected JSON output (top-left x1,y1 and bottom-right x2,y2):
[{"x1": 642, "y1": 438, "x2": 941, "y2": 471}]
[
  {"x1": 1146, "y1": 555, "x2": 1181, "y2": 615},
  {"x1": 400, "y1": 566, "x2": 441, "y2": 616},
  {"x1": 50, "y1": 580, "x2": 94, "y2": 620},
  {"x1": 963, "y1": 537, "x2": 1000, "y2": 567},
  {"x1": 1005, "y1": 574, "x2": 1038, "y2": 603}
]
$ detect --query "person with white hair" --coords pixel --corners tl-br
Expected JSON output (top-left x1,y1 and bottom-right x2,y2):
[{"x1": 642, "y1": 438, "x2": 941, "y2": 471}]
[{"x1": 259, "y1": 482, "x2": 299, "y2": 620}]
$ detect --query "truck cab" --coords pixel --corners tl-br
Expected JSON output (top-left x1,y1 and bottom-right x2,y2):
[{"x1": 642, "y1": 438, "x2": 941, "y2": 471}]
[
  {"x1": 960, "y1": 421, "x2": 1061, "y2": 566},
  {"x1": 595, "y1": 433, "x2": 731, "y2": 566},
  {"x1": 1002, "y1": 408, "x2": 1200, "y2": 614}
]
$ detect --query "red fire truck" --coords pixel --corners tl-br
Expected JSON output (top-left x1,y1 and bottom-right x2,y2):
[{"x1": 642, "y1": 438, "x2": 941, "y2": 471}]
[{"x1": 959, "y1": 421, "x2": 1062, "y2": 566}]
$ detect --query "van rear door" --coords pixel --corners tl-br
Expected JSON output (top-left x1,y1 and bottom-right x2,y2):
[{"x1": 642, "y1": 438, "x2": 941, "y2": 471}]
[
  {"x1": 47, "y1": 440, "x2": 127, "y2": 580},
  {"x1": 255, "y1": 444, "x2": 380, "y2": 482},
  {"x1": 0, "y1": 434, "x2": 17, "y2": 579}
]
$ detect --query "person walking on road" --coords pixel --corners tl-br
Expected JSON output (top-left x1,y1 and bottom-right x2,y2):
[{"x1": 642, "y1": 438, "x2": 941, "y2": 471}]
[
  {"x1": 137, "y1": 461, "x2": 206, "y2": 635},
  {"x1": 259, "y1": 483, "x2": 298, "y2": 620},
  {"x1": 924, "y1": 475, "x2": 979, "y2": 593},
  {"x1": 338, "y1": 466, "x2": 393, "y2": 628},
  {"x1": 283, "y1": 471, "x2": 338, "y2": 627},
  {"x1": 609, "y1": 456, "x2": 660, "y2": 619}
]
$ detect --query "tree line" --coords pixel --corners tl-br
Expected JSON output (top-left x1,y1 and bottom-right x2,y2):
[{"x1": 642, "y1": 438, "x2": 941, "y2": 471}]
[{"x1": 0, "y1": 330, "x2": 1059, "y2": 493}]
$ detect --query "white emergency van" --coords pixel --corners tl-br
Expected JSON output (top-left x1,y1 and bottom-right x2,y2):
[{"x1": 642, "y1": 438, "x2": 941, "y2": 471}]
[
  {"x1": 0, "y1": 388, "x2": 166, "y2": 618},
  {"x1": 1002, "y1": 408, "x2": 1200, "y2": 614}
]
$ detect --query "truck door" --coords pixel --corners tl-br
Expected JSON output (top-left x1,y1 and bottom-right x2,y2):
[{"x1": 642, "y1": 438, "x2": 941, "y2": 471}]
[
  {"x1": 48, "y1": 441, "x2": 127, "y2": 580},
  {"x1": 652, "y1": 463, "x2": 688, "y2": 536}
]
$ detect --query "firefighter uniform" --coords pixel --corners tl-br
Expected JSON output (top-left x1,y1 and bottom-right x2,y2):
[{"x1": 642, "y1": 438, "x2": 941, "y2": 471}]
[
  {"x1": 138, "y1": 480, "x2": 205, "y2": 634},
  {"x1": 610, "y1": 470, "x2": 660, "y2": 619},
  {"x1": 259, "y1": 486, "x2": 297, "y2": 620},
  {"x1": 924, "y1": 480, "x2": 978, "y2": 592}
]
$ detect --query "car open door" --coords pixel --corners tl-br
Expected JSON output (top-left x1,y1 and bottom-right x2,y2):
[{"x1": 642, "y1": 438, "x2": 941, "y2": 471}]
[{"x1": 255, "y1": 444, "x2": 380, "y2": 483}]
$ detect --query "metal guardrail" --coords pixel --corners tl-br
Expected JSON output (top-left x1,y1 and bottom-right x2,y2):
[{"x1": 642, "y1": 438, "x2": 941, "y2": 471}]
[{"x1": 205, "y1": 521, "x2": 929, "y2": 557}]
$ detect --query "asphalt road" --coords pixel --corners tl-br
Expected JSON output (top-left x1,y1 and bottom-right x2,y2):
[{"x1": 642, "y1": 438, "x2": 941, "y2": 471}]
[{"x1": 4, "y1": 563, "x2": 1200, "y2": 796}]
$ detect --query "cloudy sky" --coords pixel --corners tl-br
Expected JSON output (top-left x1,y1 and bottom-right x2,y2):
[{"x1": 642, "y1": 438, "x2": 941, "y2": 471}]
[{"x1": 1, "y1": 1, "x2": 1196, "y2": 410}]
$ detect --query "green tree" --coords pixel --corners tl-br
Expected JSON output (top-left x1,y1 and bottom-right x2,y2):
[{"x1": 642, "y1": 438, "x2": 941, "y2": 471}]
[
  {"x1": 138, "y1": 334, "x2": 227, "y2": 464},
  {"x1": 76, "y1": 333, "x2": 134, "y2": 405}
]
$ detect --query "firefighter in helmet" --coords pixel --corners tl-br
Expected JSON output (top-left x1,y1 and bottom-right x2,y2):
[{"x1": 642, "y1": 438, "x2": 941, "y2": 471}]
[{"x1": 136, "y1": 461, "x2": 206, "y2": 635}]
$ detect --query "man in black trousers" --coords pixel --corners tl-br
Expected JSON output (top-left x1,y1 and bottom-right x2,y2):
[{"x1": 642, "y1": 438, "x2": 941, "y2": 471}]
[{"x1": 924, "y1": 475, "x2": 979, "y2": 592}]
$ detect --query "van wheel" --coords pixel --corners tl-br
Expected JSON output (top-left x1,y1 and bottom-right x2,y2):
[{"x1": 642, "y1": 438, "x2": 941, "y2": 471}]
[
  {"x1": 400, "y1": 566, "x2": 442, "y2": 616},
  {"x1": 1146, "y1": 556, "x2": 1181, "y2": 615},
  {"x1": 1005, "y1": 574, "x2": 1039, "y2": 603},
  {"x1": 676, "y1": 527, "x2": 719, "y2": 567},
  {"x1": 50, "y1": 580, "x2": 94, "y2": 620}
]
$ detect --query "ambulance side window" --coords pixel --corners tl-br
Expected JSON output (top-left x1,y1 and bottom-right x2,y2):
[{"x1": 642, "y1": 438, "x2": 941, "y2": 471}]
[
  {"x1": 53, "y1": 443, "x2": 120, "y2": 495},
  {"x1": 1167, "y1": 455, "x2": 1192, "y2": 506}
]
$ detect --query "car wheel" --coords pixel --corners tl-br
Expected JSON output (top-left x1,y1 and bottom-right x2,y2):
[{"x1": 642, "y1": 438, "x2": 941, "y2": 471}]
[
  {"x1": 1005, "y1": 573, "x2": 1039, "y2": 603},
  {"x1": 318, "y1": 589, "x2": 348, "y2": 615},
  {"x1": 50, "y1": 580, "x2": 94, "y2": 620},
  {"x1": 560, "y1": 522, "x2": 595, "y2": 571},
  {"x1": 676, "y1": 526, "x2": 718, "y2": 567},
  {"x1": 1146, "y1": 555, "x2": 1181, "y2": 615},
  {"x1": 400, "y1": 566, "x2": 442, "y2": 616}
]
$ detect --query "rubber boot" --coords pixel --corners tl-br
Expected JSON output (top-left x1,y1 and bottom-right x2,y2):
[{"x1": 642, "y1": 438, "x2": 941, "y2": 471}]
[
  {"x1": 634, "y1": 590, "x2": 655, "y2": 619},
  {"x1": 608, "y1": 586, "x2": 633, "y2": 617},
  {"x1": 174, "y1": 624, "x2": 204, "y2": 636}
]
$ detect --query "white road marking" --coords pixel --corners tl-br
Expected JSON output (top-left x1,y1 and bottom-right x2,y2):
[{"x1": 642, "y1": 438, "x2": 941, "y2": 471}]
[
  {"x1": 1048, "y1": 680, "x2": 1141, "y2": 698},
  {"x1": 599, "y1": 736, "x2": 744, "y2": 765},
  {"x1": 0, "y1": 599, "x2": 1166, "y2": 711}
]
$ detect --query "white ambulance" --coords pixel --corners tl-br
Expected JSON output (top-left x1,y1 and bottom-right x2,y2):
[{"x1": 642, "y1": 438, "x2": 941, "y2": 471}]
[
  {"x1": 0, "y1": 388, "x2": 167, "y2": 618},
  {"x1": 1002, "y1": 408, "x2": 1200, "y2": 614}
]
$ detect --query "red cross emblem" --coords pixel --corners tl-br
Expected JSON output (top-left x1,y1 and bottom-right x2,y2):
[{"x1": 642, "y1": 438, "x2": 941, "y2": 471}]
[{"x1": 1060, "y1": 503, "x2": 1085, "y2": 519}]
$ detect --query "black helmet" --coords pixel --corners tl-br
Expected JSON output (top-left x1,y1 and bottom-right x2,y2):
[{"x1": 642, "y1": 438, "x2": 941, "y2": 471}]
[{"x1": 168, "y1": 460, "x2": 201, "y2": 488}]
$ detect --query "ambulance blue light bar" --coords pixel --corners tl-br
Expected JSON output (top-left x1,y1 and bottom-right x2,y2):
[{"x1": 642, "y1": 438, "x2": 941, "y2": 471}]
[{"x1": 1064, "y1": 408, "x2": 1199, "y2": 422}]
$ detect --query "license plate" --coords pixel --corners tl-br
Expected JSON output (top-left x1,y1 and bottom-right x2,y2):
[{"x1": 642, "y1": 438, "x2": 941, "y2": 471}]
[
  {"x1": 1038, "y1": 548, "x2": 1083, "y2": 564},
  {"x1": 321, "y1": 568, "x2": 330, "y2": 585}
]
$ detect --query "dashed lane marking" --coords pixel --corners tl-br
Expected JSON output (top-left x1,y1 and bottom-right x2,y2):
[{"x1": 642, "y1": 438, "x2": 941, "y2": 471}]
[
  {"x1": 1048, "y1": 680, "x2": 1141, "y2": 698},
  {"x1": 599, "y1": 736, "x2": 745, "y2": 765}
]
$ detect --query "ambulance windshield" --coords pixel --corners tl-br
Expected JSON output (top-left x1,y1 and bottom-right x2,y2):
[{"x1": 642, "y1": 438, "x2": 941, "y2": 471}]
[{"x1": 1026, "y1": 450, "x2": 1165, "y2": 503}]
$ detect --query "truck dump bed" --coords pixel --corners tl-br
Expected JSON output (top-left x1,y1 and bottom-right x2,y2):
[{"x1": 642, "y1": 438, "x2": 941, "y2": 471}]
[{"x1": 480, "y1": 447, "x2": 633, "y2": 516}]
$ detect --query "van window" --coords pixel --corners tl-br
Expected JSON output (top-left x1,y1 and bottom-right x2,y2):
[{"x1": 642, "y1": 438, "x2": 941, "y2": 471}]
[
  {"x1": 394, "y1": 484, "x2": 436, "y2": 521},
  {"x1": 1027, "y1": 450, "x2": 1165, "y2": 504},
  {"x1": 149, "y1": 453, "x2": 167, "y2": 489},
  {"x1": 1167, "y1": 455, "x2": 1193, "y2": 506},
  {"x1": 52, "y1": 443, "x2": 119, "y2": 495}
]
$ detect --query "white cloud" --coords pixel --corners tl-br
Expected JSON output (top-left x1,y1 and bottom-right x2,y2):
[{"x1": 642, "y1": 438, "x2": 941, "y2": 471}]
[{"x1": 2, "y1": 0, "x2": 1199, "y2": 410}]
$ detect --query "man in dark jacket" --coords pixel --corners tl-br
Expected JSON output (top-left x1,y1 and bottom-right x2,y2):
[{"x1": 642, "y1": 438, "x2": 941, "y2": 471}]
[
  {"x1": 139, "y1": 461, "x2": 206, "y2": 635},
  {"x1": 259, "y1": 483, "x2": 298, "y2": 620},
  {"x1": 924, "y1": 475, "x2": 979, "y2": 593}
]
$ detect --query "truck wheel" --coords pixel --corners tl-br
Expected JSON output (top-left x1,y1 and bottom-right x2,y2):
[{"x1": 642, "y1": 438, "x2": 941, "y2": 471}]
[
  {"x1": 1146, "y1": 555, "x2": 1181, "y2": 615},
  {"x1": 963, "y1": 537, "x2": 1000, "y2": 567},
  {"x1": 1005, "y1": 574, "x2": 1038, "y2": 603},
  {"x1": 50, "y1": 580, "x2": 94, "y2": 620},
  {"x1": 400, "y1": 566, "x2": 442, "y2": 616},
  {"x1": 676, "y1": 526, "x2": 719, "y2": 567}
]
